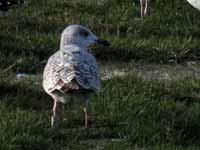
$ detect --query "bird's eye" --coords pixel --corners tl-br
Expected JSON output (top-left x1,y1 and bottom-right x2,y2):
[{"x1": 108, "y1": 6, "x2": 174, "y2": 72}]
[
  {"x1": 80, "y1": 31, "x2": 89, "y2": 37},
  {"x1": 63, "y1": 52, "x2": 68, "y2": 57}
]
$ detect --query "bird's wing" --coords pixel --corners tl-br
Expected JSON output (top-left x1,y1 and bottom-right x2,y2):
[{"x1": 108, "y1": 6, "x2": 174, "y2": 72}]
[
  {"x1": 74, "y1": 51, "x2": 101, "y2": 92},
  {"x1": 42, "y1": 50, "x2": 77, "y2": 93},
  {"x1": 43, "y1": 46, "x2": 101, "y2": 94}
]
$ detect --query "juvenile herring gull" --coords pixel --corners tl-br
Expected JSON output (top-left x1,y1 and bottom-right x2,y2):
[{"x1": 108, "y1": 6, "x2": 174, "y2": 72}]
[{"x1": 43, "y1": 25, "x2": 109, "y2": 128}]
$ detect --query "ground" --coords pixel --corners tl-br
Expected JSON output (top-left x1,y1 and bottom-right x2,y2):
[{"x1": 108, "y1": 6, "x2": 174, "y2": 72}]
[{"x1": 1, "y1": 0, "x2": 200, "y2": 149}]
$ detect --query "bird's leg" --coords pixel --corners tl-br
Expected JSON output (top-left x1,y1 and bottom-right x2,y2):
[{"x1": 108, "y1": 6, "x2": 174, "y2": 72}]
[
  {"x1": 51, "y1": 101, "x2": 63, "y2": 129},
  {"x1": 144, "y1": 0, "x2": 150, "y2": 16},
  {"x1": 83, "y1": 107, "x2": 88, "y2": 128},
  {"x1": 140, "y1": 0, "x2": 145, "y2": 19}
]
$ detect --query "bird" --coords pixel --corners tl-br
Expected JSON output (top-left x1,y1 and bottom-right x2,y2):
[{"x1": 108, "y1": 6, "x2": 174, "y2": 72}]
[
  {"x1": 0, "y1": 0, "x2": 23, "y2": 11},
  {"x1": 140, "y1": 0, "x2": 150, "y2": 19},
  {"x1": 43, "y1": 25, "x2": 110, "y2": 128}
]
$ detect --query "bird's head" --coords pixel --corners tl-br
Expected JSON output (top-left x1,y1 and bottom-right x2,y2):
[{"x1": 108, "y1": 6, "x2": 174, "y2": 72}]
[{"x1": 60, "y1": 25, "x2": 110, "y2": 49}]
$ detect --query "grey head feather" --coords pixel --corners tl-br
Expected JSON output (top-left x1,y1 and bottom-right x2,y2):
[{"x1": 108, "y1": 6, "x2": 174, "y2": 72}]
[{"x1": 60, "y1": 25, "x2": 97, "y2": 50}]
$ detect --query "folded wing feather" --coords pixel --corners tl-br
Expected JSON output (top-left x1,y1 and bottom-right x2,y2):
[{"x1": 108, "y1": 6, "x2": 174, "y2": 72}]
[{"x1": 43, "y1": 45, "x2": 101, "y2": 94}]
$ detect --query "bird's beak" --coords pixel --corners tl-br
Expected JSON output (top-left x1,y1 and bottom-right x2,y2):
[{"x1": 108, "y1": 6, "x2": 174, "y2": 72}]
[{"x1": 95, "y1": 39, "x2": 110, "y2": 46}]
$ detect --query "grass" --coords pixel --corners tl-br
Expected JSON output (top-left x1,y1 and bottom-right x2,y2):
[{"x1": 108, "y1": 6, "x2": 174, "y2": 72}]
[
  {"x1": 1, "y1": 0, "x2": 200, "y2": 72},
  {"x1": 1, "y1": 0, "x2": 200, "y2": 149},
  {"x1": 1, "y1": 74, "x2": 200, "y2": 149}
]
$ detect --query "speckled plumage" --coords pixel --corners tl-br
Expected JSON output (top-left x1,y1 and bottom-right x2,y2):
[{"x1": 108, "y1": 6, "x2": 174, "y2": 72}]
[
  {"x1": 43, "y1": 45, "x2": 101, "y2": 99},
  {"x1": 42, "y1": 25, "x2": 108, "y2": 128}
]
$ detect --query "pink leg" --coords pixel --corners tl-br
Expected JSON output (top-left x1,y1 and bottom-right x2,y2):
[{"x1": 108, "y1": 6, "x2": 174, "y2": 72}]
[
  {"x1": 51, "y1": 101, "x2": 63, "y2": 128},
  {"x1": 140, "y1": 0, "x2": 145, "y2": 19},
  {"x1": 144, "y1": 0, "x2": 150, "y2": 16},
  {"x1": 83, "y1": 107, "x2": 88, "y2": 128}
]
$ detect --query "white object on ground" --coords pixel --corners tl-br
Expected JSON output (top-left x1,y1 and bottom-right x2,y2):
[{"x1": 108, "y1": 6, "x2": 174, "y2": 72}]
[
  {"x1": 16, "y1": 73, "x2": 29, "y2": 79},
  {"x1": 187, "y1": 0, "x2": 200, "y2": 10}
]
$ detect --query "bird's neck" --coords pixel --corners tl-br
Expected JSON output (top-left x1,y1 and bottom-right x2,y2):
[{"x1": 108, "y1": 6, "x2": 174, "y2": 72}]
[
  {"x1": 60, "y1": 44, "x2": 88, "y2": 53},
  {"x1": 60, "y1": 43, "x2": 88, "y2": 51}
]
